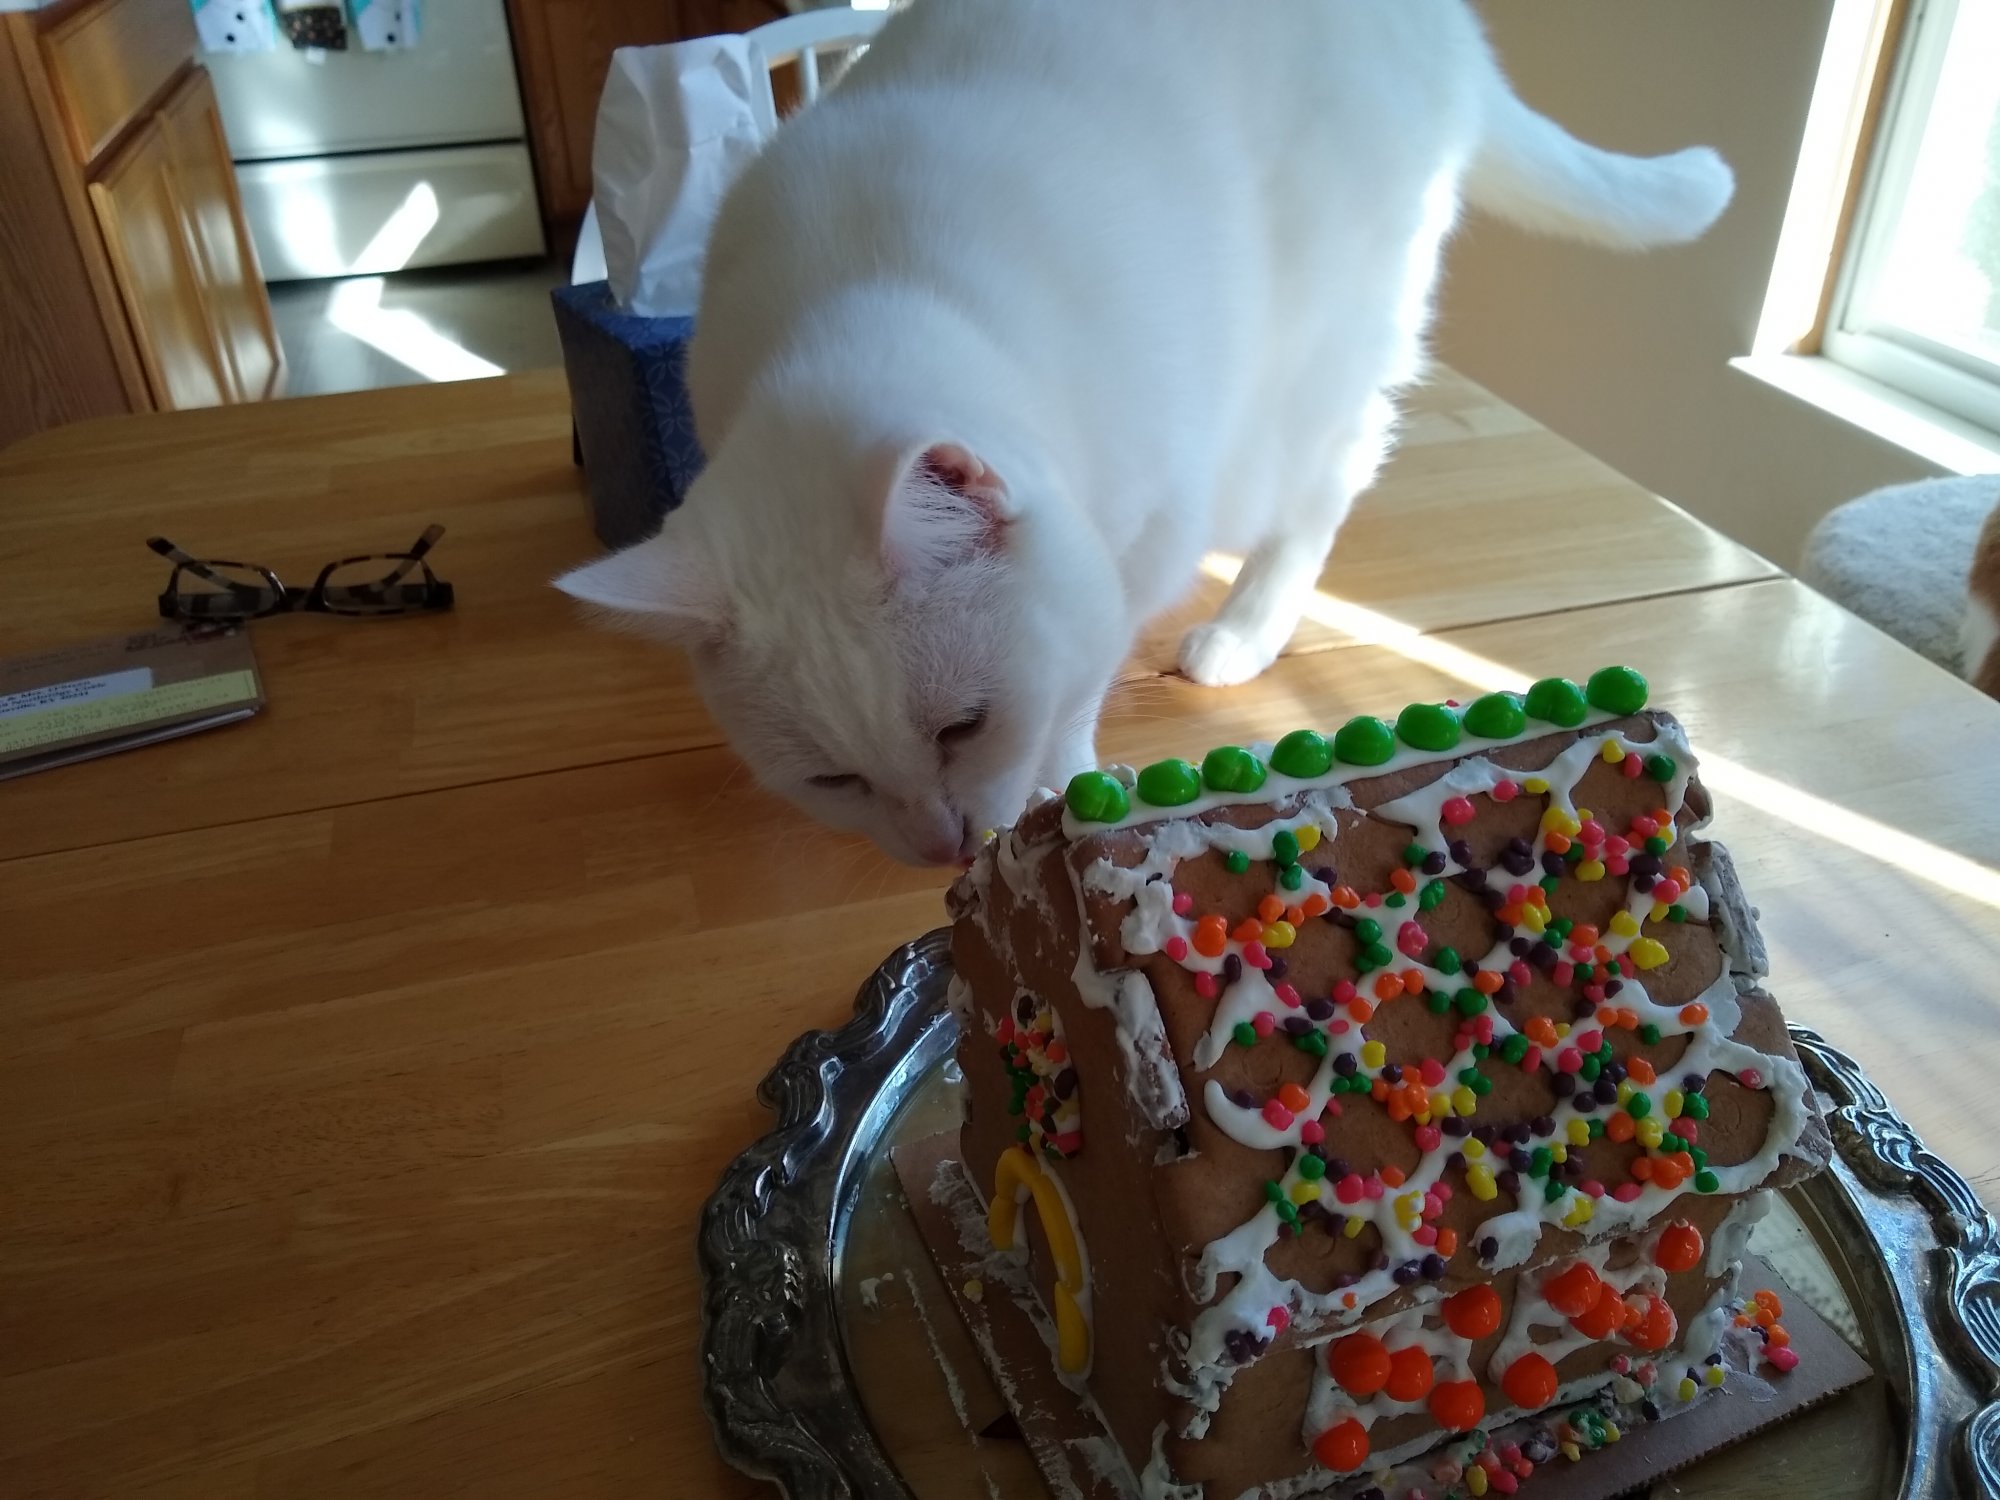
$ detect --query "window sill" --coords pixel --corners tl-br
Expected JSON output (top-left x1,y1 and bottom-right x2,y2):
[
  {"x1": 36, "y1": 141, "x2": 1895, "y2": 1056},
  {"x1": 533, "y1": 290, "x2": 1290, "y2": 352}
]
[{"x1": 1730, "y1": 353, "x2": 2000, "y2": 474}]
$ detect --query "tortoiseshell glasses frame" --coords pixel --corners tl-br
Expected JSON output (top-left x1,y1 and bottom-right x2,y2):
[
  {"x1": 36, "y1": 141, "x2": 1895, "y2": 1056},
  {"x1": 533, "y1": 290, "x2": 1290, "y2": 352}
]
[{"x1": 146, "y1": 525, "x2": 455, "y2": 621}]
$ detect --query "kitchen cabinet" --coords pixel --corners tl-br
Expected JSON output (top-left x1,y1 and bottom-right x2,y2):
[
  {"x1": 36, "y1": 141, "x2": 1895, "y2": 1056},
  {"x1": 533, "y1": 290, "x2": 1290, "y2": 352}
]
[
  {"x1": 155, "y1": 69, "x2": 282, "y2": 403},
  {"x1": 0, "y1": 0, "x2": 281, "y2": 451},
  {"x1": 89, "y1": 109, "x2": 233, "y2": 410},
  {"x1": 507, "y1": 0, "x2": 788, "y2": 227}
]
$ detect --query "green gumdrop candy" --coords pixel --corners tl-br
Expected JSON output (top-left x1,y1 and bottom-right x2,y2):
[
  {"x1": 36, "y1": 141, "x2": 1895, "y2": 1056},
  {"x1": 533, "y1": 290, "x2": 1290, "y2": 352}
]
[
  {"x1": 1064, "y1": 770, "x2": 1129, "y2": 823},
  {"x1": 1586, "y1": 664, "x2": 1650, "y2": 716},
  {"x1": 1524, "y1": 676, "x2": 1588, "y2": 727},
  {"x1": 1269, "y1": 728, "x2": 1334, "y2": 779},
  {"x1": 1396, "y1": 702, "x2": 1462, "y2": 753},
  {"x1": 1332, "y1": 715, "x2": 1397, "y2": 766},
  {"x1": 1136, "y1": 758, "x2": 1202, "y2": 807},
  {"x1": 1462, "y1": 691, "x2": 1527, "y2": 740},
  {"x1": 1201, "y1": 745, "x2": 1267, "y2": 795}
]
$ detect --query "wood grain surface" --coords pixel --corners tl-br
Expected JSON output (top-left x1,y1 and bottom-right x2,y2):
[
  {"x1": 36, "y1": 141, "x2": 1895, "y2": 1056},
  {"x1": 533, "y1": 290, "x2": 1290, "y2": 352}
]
[
  {"x1": 2, "y1": 366, "x2": 1987, "y2": 1500},
  {"x1": 0, "y1": 366, "x2": 1774, "y2": 859}
]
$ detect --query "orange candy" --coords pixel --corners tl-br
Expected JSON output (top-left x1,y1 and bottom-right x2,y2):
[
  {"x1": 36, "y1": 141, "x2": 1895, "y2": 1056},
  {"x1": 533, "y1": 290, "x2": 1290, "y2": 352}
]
[
  {"x1": 1193, "y1": 917, "x2": 1228, "y2": 958},
  {"x1": 1258, "y1": 895, "x2": 1286, "y2": 923},
  {"x1": 1442, "y1": 1284, "x2": 1503, "y2": 1340},
  {"x1": 1328, "y1": 1333, "x2": 1392, "y2": 1397},
  {"x1": 1627, "y1": 1293, "x2": 1678, "y2": 1351},
  {"x1": 1403, "y1": 969, "x2": 1425, "y2": 996},
  {"x1": 1626, "y1": 1058, "x2": 1656, "y2": 1085},
  {"x1": 1571, "y1": 1281, "x2": 1626, "y2": 1340},
  {"x1": 1616, "y1": 1007, "x2": 1640, "y2": 1030},
  {"x1": 1435, "y1": 1228, "x2": 1460, "y2": 1259},
  {"x1": 1301, "y1": 894, "x2": 1330, "y2": 918},
  {"x1": 1605, "y1": 1112, "x2": 1637, "y2": 1144},
  {"x1": 1386, "y1": 1344, "x2": 1436, "y2": 1402},
  {"x1": 1650, "y1": 1157, "x2": 1685, "y2": 1191},
  {"x1": 1390, "y1": 868, "x2": 1417, "y2": 894},
  {"x1": 1231, "y1": 918, "x2": 1264, "y2": 944},
  {"x1": 1755, "y1": 1289, "x2": 1785, "y2": 1319},
  {"x1": 1669, "y1": 864, "x2": 1693, "y2": 888},
  {"x1": 1630, "y1": 1156, "x2": 1655, "y2": 1182},
  {"x1": 1572, "y1": 924, "x2": 1600, "y2": 946},
  {"x1": 1473, "y1": 970, "x2": 1503, "y2": 995},
  {"x1": 1767, "y1": 1324, "x2": 1791, "y2": 1348},
  {"x1": 1525, "y1": 1017, "x2": 1560, "y2": 1048},
  {"x1": 1312, "y1": 1417, "x2": 1369, "y2": 1472},
  {"x1": 1501, "y1": 1351, "x2": 1559, "y2": 1410},
  {"x1": 1332, "y1": 884, "x2": 1362, "y2": 909},
  {"x1": 1277, "y1": 1082, "x2": 1311, "y2": 1114},
  {"x1": 1380, "y1": 1166, "x2": 1407, "y2": 1189},
  {"x1": 1654, "y1": 1221, "x2": 1704, "y2": 1274},
  {"x1": 1285, "y1": 904, "x2": 1306, "y2": 927},
  {"x1": 1542, "y1": 1262, "x2": 1603, "y2": 1319},
  {"x1": 1428, "y1": 1379, "x2": 1486, "y2": 1432},
  {"x1": 1680, "y1": 1003, "x2": 1710, "y2": 1026},
  {"x1": 1375, "y1": 974, "x2": 1404, "y2": 1002}
]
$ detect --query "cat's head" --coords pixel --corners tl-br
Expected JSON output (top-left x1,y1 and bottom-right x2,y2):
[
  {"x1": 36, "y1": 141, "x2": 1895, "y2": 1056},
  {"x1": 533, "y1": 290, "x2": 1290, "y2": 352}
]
[{"x1": 555, "y1": 435, "x2": 1120, "y2": 865}]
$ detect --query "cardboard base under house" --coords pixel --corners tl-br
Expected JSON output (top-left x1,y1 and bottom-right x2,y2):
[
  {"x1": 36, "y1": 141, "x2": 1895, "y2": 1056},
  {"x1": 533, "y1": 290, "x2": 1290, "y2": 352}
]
[{"x1": 890, "y1": 1131, "x2": 1871, "y2": 1500}]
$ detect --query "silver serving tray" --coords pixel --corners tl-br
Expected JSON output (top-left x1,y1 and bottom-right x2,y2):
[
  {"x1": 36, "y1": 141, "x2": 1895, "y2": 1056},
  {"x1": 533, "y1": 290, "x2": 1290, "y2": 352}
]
[{"x1": 699, "y1": 931, "x2": 2000, "y2": 1499}]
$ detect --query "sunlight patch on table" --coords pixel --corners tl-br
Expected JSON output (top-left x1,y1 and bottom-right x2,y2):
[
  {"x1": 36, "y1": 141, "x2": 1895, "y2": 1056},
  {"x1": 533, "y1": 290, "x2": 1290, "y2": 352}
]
[{"x1": 1201, "y1": 554, "x2": 2000, "y2": 913}]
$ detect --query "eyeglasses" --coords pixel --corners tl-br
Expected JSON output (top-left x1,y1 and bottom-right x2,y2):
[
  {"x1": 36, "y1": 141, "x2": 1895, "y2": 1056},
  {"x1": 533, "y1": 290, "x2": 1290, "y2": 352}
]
[{"x1": 146, "y1": 526, "x2": 455, "y2": 621}]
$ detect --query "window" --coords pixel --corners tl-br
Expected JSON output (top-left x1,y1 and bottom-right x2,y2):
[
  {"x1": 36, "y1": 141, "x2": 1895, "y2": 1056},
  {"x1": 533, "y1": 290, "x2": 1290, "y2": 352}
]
[{"x1": 1823, "y1": 0, "x2": 2000, "y2": 435}]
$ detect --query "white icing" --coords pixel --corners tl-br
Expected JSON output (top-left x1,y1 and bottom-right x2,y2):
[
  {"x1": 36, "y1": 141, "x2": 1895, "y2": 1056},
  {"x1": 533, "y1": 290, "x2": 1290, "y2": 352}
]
[
  {"x1": 1138, "y1": 1422, "x2": 1204, "y2": 1500},
  {"x1": 1704, "y1": 1189, "x2": 1772, "y2": 1279},
  {"x1": 946, "y1": 975, "x2": 976, "y2": 1030},
  {"x1": 1071, "y1": 951, "x2": 1188, "y2": 1131},
  {"x1": 858, "y1": 1272, "x2": 895, "y2": 1310}
]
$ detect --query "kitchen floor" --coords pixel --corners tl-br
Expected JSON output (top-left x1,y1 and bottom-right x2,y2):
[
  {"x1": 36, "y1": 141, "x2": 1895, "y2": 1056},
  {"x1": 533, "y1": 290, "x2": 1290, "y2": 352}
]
[{"x1": 268, "y1": 258, "x2": 568, "y2": 399}]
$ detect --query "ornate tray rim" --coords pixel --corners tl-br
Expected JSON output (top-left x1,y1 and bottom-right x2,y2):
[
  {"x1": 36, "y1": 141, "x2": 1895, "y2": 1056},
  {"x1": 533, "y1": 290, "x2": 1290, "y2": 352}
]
[{"x1": 698, "y1": 931, "x2": 2000, "y2": 1500}]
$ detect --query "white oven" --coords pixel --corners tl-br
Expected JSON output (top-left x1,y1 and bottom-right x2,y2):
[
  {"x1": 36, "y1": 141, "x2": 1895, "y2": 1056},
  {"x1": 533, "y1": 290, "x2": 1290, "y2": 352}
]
[{"x1": 204, "y1": 0, "x2": 545, "y2": 281}]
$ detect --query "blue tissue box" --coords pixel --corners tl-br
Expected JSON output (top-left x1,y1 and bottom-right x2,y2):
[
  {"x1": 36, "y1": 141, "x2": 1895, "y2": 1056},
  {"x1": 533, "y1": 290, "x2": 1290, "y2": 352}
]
[{"x1": 550, "y1": 281, "x2": 707, "y2": 548}]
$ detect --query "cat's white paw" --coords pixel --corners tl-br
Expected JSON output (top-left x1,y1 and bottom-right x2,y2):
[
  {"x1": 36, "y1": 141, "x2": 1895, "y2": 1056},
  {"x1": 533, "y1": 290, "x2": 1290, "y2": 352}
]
[{"x1": 1178, "y1": 621, "x2": 1278, "y2": 687}]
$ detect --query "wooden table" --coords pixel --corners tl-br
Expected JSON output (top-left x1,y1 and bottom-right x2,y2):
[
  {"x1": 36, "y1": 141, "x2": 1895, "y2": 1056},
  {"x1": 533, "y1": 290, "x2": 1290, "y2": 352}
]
[{"x1": 2, "y1": 367, "x2": 1995, "y2": 1499}]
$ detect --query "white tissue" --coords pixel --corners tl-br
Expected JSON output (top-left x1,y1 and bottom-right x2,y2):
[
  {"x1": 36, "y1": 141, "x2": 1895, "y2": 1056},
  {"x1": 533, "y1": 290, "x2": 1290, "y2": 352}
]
[{"x1": 592, "y1": 38, "x2": 778, "y2": 318}]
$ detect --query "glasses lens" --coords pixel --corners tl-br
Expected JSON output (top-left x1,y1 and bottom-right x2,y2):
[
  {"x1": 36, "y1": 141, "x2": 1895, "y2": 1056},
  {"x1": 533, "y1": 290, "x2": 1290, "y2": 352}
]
[
  {"x1": 319, "y1": 555, "x2": 440, "y2": 615},
  {"x1": 171, "y1": 562, "x2": 281, "y2": 620}
]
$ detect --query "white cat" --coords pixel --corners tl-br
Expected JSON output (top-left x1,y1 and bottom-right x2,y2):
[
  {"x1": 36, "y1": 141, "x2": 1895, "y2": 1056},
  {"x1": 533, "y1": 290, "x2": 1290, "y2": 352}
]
[{"x1": 557, "y1": 0, "x2": 1732, "y2": 865}]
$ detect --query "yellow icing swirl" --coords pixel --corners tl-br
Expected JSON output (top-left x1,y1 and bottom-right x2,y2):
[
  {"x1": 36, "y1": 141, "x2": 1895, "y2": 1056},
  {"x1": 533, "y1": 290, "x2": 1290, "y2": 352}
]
[{"x1": 989, "y1": 1145, "x2": 1090, "y2": 1372}]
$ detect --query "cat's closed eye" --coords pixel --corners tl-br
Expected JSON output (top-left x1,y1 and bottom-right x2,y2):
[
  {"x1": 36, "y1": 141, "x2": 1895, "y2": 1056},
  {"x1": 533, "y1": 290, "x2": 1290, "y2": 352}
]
[
  {"x1": 810, "y1": 773, "x2": 870, "y2": 793},
  {"x1": 936, "y1": 706, "x2": 989, "y2": 750}
]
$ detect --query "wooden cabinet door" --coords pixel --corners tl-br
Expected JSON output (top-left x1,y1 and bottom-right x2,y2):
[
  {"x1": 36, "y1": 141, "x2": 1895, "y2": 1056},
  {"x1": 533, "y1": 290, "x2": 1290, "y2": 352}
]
[
  {"x1": 87, "y1": 110, "x2": 230, "y2": 411},
  {"x1": 158, "y1": 67, "x2": 282, "y2": 401}
]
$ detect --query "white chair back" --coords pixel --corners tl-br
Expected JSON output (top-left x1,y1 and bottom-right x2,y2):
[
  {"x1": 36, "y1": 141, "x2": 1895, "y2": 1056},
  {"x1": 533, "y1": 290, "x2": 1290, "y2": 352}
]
[{"x1": 746, "y1": 7, "x2": 889, "y2": 105}]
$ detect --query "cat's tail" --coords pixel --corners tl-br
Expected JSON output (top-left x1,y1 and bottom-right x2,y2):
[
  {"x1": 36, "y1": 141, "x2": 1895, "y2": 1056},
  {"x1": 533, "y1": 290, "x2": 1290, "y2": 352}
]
[{"x1": 1465, "y1": 76, "x2": 1733, "y2": 250}]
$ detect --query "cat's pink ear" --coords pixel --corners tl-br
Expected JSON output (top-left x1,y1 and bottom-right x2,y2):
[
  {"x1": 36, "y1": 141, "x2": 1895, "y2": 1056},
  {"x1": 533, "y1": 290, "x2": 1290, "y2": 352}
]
[
  {"x1": 552, "y1": 529, "x2": 728, "y2": 644},
  {"x1": 878, "y1": 442, "x2": 1016, "y2": 576}
]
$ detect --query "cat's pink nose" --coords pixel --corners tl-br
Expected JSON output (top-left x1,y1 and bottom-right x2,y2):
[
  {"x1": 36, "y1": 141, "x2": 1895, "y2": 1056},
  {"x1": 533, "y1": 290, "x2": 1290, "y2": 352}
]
[
  {"x1": 917, "y1": 836, "x2": 963, "y2": 864},
  {"x1": 915, "y1": 813, "x2": 978, "y2": 866}
]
